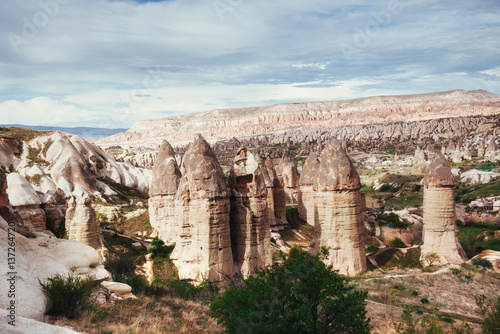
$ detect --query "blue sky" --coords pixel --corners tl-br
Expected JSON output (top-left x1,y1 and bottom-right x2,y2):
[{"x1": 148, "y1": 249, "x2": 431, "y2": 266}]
[{"x1": 0, "y1": 0, "x2": 499, "y2": 128}]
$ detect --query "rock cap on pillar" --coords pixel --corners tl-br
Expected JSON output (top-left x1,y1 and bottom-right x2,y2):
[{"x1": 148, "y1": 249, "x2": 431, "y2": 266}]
[
  {"x1": 314, "y1": 138, "x2": 361, "y2": 191},
  {"x1": 423, "y1": 152, "x2": 454, "y2": 188},
  {"x1": 150, "y1": 139, "x2": 181, "y2": 196}
]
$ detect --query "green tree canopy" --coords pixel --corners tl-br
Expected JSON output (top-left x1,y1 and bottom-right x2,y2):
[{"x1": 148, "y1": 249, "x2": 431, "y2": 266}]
[{"x1": 210, "y1": 246, "x2": 370, "y2": 334}]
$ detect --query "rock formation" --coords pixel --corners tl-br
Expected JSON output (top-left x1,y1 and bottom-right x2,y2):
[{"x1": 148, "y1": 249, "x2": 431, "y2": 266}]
[
  {"x1": 486, "y1": 137, "x2": 498, "y2": 158},
  {"x1": 148, "y1": 140, "x2": 181, "y2": 244},
  {"x1": 170, "y1": 135, "x2": 234, "y2": 282},
  {"x1": 266, "y1": 157, "x2": 287, "y2": 228},
  {"x1": 310, "y1": 138, "x2": 367, "y2": 275},
  {"x1": 6, "y1": 173, "x2": 46, "y2": 232},
  {"x1": 98, "y1": 90, "x2": 500, "y2": 148},
  {"x1": 257, "y1": 156, "x2": 276, "y2": 228},
  {"x1": 276, "y1": 151, "x2": 300, "y2": 205},
  {"x1": 0, "y1": 217, "x2": 109, "y2": 319},
  {"x1": 298, "y1": 152, "x2": 320, "y2": 225},
  {"x1": 477, "y1": 138, "x2": 486, "y2": 157},
  {"x1": 228, "y1": 147, "x2": 272, "y2": 277},
  {"x1": 421, "y1": 152, "x2": 467, "y2": 265},
  {"x1": 414, "y1": 146, "x2": 427, "y2": 163},
  {"x1": 67, "y1": 195, "x2": 105, "y2": 251}
]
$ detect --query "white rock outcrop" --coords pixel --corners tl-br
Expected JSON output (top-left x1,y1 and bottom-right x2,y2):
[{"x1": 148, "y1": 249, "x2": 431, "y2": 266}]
[
  {"x1": 170, "y1": 135, "x2": 234, "y2": 282},
  {"x1": 310, "y1": 138, "x2": 367, "y2": 275},
  {"x1": 229, "y1": 148, "x2": 272, "y2": 278},
  {"x1": 148, "y1": 140, "x2": 181, "y2": 244},
  {"x1": 298, "y1": 152, "x2": 320, "y2": 225},
  {"x1": 421, "y1": 152, "x2": 467, "y2": 265}
]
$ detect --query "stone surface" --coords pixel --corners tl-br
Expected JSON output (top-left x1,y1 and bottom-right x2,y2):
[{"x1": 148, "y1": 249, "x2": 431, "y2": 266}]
[
  {"x1": 5, "y1": 173, "x2": 46, "y2": 232},
  {"x1": 0, "y1": 216, "x2": 109, "y2": 319},
  {"x1": 148, "y1": 140, "x2": 181, "y2": 244},
  {"x1": 414, "y1": 146, "x2": 427, "y2": 163},
  {"x1": 267, "y1": 157, "x2": 287, "y2": 225},
  {"x1": 229, "y1": 147, "x2": 272, "y2": 277},
  {"x1": 276, "y1": 151, "x2": 300, "y2": 205},
  {"x1": 298, "y1": 152, "x2": 320, "y2": 225},
  {"x1": 257, "y1": 156, "x2": 276, "y2": 228},
  {"x1": 170, "y1": 135, "x2": 234, "y2": 282},
  {"x1": 67, "y1": 195, "x2": 105, "y2": 250},
  {"x1": 101, "y1": 281, "x2": 137, "y2": 300},
  {"x1": 0, "y1": 310, "x2": 81, "y2": 334},
  {"x1": 421, "y1": 152, "x2": 467, "y2": 265},
  {"x1": 311, "y1": 138, "x2": 367, "y2": 275}
]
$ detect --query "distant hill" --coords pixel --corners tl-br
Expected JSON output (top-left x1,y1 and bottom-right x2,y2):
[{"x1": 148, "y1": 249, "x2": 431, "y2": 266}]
[
  {"x1": 97, "y1": 89, "x2": 500, "y2": 148},
  {"x1": 0, "y1": 124, "x2": 128, "y2": 140}
]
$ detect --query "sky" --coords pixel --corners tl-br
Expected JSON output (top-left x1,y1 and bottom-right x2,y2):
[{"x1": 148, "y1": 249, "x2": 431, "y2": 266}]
[{"x1": 0, "y1": 0, "x2": 499, "y2": 129}]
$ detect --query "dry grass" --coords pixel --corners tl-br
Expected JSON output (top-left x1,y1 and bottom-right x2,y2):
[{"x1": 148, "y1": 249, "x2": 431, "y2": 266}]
[
  {"x1": 353, "y1": 265, "x2": 500, "y2": 333},
  {"x1": 47, "y1": 294, "x2": 223, "y2": 334}
]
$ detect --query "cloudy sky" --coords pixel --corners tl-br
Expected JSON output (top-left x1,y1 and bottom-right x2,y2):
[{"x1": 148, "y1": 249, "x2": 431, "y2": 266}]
[{"x1": 1, "y1": 0, "x2": 499, "y2": 129}]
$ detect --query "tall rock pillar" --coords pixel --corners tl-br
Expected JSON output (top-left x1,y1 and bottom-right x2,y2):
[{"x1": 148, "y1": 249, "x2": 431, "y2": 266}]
[
  {"x1": 148, "y1": 140, "x2": 181, "y2": 244},
  {"x1": 277, "y1": 151, "x2": 300, "y2": 205},
  {"x1": 298, "y1": 152, "x2": 320, "y2": 226},
  {"x1": 229, "y1": 148, "x2": 272, "y2": 277},
  {"x1": 171, "y1": 135, "x2": 234, "y2": 282},
  {"x1": 421, "y1": 152, "x2": 466, "y2": 265},
  {"x1": 311, "y1": 139, "x2": 366, "y2": 275}
]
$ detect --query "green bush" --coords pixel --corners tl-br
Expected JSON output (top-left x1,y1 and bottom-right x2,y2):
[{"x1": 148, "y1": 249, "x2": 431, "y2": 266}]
[
  {"x1": 471, "y1": 258, "x2": 493, "y2": 269},
  {"x1": 210, "y1": 246, "x2": 370, "y2": 334},
  {"x1": 38, "y1": 269, "x2": 93, "y2": 319},
  {"x1": 420, "y1": 298, "x2": 429, "y2": 304},
  {"x1": 169, "y1": 278, "x2": 218, "y2": 300},
  {"x1": 387, "y1": 237, "x2": 408, "y2": 248},
  {"x1": 150, "y1": 237, "x2": 175, "y2": 263},
  {"x1": 411, "y1": 291, "x2": 419, "y2": 296},
  {"x1": 123, "y1": 273, "x2": 149, "y2": 294},
  {"x1": 366, "y1": 241, "x2": 381, "y2": 253},
  {"x1": 104, "y1": 249, "x2": 138, "y2": 282}
]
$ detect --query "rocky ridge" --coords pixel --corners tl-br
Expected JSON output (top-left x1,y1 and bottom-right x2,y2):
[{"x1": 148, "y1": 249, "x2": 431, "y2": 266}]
[{"x1": 98, "y1": 90, "x2": 500, "y2": 149}]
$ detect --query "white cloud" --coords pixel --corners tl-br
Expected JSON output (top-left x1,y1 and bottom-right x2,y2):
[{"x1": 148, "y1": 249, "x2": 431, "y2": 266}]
[{"x1": 0, "y1": 0, "x2": 499, "y2": 128}]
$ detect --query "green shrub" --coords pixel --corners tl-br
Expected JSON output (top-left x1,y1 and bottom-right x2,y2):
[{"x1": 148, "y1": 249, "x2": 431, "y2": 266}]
[
  {"x1": 387, "y1": 237, "x2": 408, "y2": 248},
  {"x1": 38, "y1": 269, "x2": 93, "y2": 319},
  {"x1": 399, "y1": 248, "x2": 423, "y2": 269},
  {"x1": 471, "y1": 258, "x2": 493, "y2": 269},
  {"x1": 411, "y1": 291, "x2": 419, "y2": 296},
  {"x1": 104, "y1": 249, "x2": 138, "y2": 282},
  {"x1": 169, "y1": 278, "x2": 218, "y2": 300},
  {"x1": 150, "y1": 237, "x2": 175, "y2": 262},
  {"x1": 123, "y1": 273, "x2": 149, "y2": 294},
  {"x1": 366, "y1": 241, "x2": 380, "y2": 253},
  {"x1": 210, "y1": 246, "x2": 370, "y2": 334},
  {"x1": 420, "y1": 298, "x2": 429, "y2": 304}
]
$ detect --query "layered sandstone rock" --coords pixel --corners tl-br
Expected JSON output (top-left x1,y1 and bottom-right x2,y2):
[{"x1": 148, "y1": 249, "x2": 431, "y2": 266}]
[
  {"x1": 170, "y1": 135, "x2": 234, "y2": 282},
  {"x1": 414, "y1": 146, "x2": 427, "y2": 163},
  {"x1": 257, "y1": 156, "x2": 276, "y2": 228},
  {"x1": 421, "y1": 152, "x2": 466, "y2": 265},
  {"x1": 6, "y1": 173, "x2": 46, "y2": 232},
  {"x1": 266, "y1": 157, "x2": 287, "y2": 228},
  {"x1": 486, "y1": 137, "x2": 498, "y2": 158},
  {"x1": 67, "y1": 195, "x2": 105, "y2": 251},
  {"x1": 298, "y1": 152, "x2": 320, "y2": 225},
  {"x1": 276, "y1": 151, "x2": 300, "y2": 205},
  {"x1": 148, "y1": 140, "x2": 181, "y2": 244},
  {"x1": 229, "y1": 147, "x2": 272, "y2": 277},
  {"x1": 477, "y1": 139, "x2": 486, "y2": 157},
  {"x1": 311, "y1": 139, "x2": 367, "y2": 275}
]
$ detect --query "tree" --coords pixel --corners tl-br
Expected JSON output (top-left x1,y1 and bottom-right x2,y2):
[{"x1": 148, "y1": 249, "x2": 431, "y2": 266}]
[{"x1": 210, "y1": 246, "x2": 370, "y2": 334}]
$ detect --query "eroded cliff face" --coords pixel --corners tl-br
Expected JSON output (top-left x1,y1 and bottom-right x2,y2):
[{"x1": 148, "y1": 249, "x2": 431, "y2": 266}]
[
  {"x1": 148, "y1": 140, "x2": 181, "y2": 244},
  {"x1": 421, "y1": 152, "x2": 467, "y2": 265},
  {"x1": 229, "y1": 148, "x2": 272, "y2": 277},
  {"x1": 311, "y1": 139, "x2": 367, "y2": 275},
  {"x1": 298, "y1": 152, "x2": 320, "y2": 225},
  {"x1": 277, "y1": 151, "x2": 300, "y2": 205},
  {"x1": 98, "y1": 90, "x2": 500, "y2": 148},
  {"x1": 67, "y1": 195, "x2": 105, "y2": 251},
  {"x1": 266, "y1": 157, "x2": 287, "y2": 229},
  {"x1": 170, "y1": 135, "x2": 234, "y2": 282}
]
